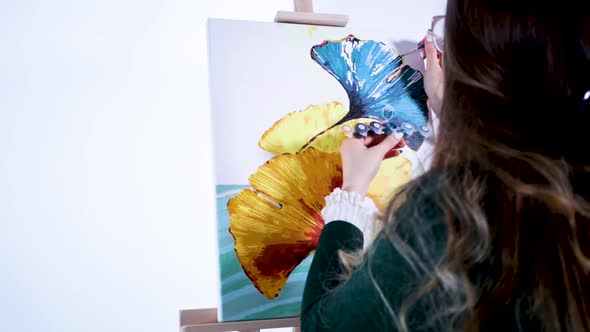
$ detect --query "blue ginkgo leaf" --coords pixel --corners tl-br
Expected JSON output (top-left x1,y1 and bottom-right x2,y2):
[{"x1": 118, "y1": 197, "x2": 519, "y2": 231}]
[{"x1": 308, "y1": 35, "x2": 429, "y2": 150}]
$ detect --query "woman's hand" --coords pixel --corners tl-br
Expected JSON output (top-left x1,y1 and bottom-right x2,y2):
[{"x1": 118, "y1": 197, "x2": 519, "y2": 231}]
[
  {"x1": 423, "y1": 30, "x2": 445, "y2": 115},
  {"x1": 340, "y1": 132, "x2": 405, "y2": 196}
]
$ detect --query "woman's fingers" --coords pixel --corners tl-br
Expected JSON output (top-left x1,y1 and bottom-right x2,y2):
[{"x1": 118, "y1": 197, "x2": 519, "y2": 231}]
[
  {"x1": 362, "y1": 135, "x2": 377, "y2": 147},
  {"x1": 345, "y1": 125, "x2": 406, "y2": 157},
  {"x1": 340, "y1": 137, "x2": 363, "y2": 155},
  {"x1": 383, "y1": 149, "x2": 402, "y2": 160},
  {"x1": 371, "y1": 132, "x2": 404, "y2": 157},
  {"x1": 355, "y1": 131, "x2": 406, "y2": 155},
  {"x1": 384, "y1": 137, "x2": 405, "y2": 158},
  {"x1": 340, "y1": 130, "x2": 404, "y2": 196},
  {"x1": 424, "y1": 30, "x2": 440, "y2": 71}
]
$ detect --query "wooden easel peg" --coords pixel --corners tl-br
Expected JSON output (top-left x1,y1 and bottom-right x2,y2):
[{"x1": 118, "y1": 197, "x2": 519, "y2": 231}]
[
  {"x1": 179, "y1": 308, "x2": 301, "y2": 332},
  {"x1": 275, "y1": 0, "x2": 348, "y2": 27}
]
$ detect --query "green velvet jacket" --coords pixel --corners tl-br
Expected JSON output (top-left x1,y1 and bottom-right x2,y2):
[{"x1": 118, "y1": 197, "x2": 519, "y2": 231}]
[{"x1": 300, "y1": 175, "x2": 541, "y2": 331}]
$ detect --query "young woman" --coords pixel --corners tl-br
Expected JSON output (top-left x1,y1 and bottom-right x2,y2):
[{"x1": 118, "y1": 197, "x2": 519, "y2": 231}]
[{"x1": 301, "y1": 0, "x2": 590, "y2": 331}]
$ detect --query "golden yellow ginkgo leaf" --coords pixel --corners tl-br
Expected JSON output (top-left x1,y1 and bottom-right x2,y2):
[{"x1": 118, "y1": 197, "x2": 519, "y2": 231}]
[
  {"x1": 259, "y1": 102, "x2": 352, "y2": 154},
  {"x1": 228, "y1": 148, "x2": 341, "y2": 299},
  {"x1": 227, "y1": 148, "x2": 411, "y2": 299}
]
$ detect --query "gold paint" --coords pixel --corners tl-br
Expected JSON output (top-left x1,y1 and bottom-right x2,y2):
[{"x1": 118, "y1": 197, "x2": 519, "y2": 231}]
[
  {"x1": 232, "y1": 99, "x2": 414, "y2": 299},
  {"x1": 228, "y1": 148, "x2": 341, "y2": 299},
  {"x1": 259, "y1": 102, "x2": 349, "y2": 154},
  {"x1": 228, "y1": 148, "x2": 411, "y2": 298}
]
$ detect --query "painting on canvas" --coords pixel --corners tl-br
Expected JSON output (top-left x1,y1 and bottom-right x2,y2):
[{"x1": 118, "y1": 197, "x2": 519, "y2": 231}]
[{"x1": 207, "y1": 18, "x2": 433, "y2": 322}]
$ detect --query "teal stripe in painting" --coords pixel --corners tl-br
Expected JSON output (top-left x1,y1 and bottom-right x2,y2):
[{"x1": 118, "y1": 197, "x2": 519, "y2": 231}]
[
  {"x1": 226, "y1": 297, "x2": 304, "y2": 321},
  {"x1": 221, "y1": 268, "x2": 311, "y2": 295},
  {"x1": 216, "y1": 184, "x2": 314, "y2": 322},
  {"x1": 242, "y1": 302, "x2": 302, "y2": 321},
  {"x1": 220, "y1": 255, "x2": 314, "y2": 321},
  {"x1": 219, "y1": 244, "x2": 235, "y2": 255},
  {"x1": 219, "y1": 252, "x2": 243, "y2": 280},
  {"x1": 223, "y1": 281, "x2": 307, "y2": 313},
  {"x1": 222, "y1": 277, "x2": 252, "y2": 295},
  {"x1": 222, "y1": 268, "x2": 311, "y2": 291},
  {"x1": 223, "y1": 272, "x2": 310, "y2": 302},
  {"x1": 222, "y1": 271, "x2": 248, "y2": 285}
]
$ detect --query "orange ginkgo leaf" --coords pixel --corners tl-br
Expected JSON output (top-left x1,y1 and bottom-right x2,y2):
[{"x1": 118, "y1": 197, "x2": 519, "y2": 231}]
[{"x1": 228, "y1": 148, "x2": 341, "y2": 299}]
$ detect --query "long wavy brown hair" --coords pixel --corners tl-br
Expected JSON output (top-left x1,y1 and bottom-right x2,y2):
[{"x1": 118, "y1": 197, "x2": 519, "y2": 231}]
[{"x1": 344, "y1": 0, "x2": 590, "y2": 331}]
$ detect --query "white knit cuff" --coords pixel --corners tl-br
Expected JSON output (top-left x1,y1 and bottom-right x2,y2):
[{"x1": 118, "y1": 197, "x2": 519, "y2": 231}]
[{"x1": 321, "y1": 188, "x2": 380, "y2": 244}]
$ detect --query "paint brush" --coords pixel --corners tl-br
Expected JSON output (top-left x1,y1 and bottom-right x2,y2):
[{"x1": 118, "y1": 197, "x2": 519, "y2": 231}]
[
  {"x1": 400, "y1": 36, "x2": 443, "y2": 59},
  {"x1": 399, "y1": 44, "x2": 425, "y2": 57}
]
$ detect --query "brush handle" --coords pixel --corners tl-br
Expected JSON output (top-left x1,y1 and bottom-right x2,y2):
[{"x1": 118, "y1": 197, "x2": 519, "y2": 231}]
[{"x1": 400, "y1": 44, "x2": 425, "y2": 57}]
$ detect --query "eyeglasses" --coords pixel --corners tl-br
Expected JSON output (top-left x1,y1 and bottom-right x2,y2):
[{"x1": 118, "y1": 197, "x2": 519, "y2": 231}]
[{"x1": 431, "y1": 15, "x2": 445, "y2": 53}]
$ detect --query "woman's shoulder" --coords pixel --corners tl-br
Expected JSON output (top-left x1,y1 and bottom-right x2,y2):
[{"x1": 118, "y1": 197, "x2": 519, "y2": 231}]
[
  {"x1": 382, "y1": 170, "x2": 448, "y2": 254},
  {"x1": 393, "y1": 170, "x2": 446, "y2": 221}
]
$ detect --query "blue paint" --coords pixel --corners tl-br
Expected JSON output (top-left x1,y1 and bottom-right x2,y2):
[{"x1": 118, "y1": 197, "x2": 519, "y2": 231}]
[{"x1": 310, "y1": 35, "x2": 430, "y2": 150}]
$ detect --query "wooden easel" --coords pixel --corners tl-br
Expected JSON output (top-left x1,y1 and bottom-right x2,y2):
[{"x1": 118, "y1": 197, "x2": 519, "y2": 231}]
[
  {"x1": 275, "y1": 0, "x2": 348, "y2": 27},
  {"x1": 180, "y1": 2, "x2": 346, "y2": 331},
  {"x1": 179, "y1": 308, "x2": 300, "y2": 332}
]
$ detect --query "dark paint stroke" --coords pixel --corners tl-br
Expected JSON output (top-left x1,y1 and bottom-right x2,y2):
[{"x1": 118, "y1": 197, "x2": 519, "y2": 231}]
[{"x1": 253, "y1": 240, "x2": 318, "y2": 298}]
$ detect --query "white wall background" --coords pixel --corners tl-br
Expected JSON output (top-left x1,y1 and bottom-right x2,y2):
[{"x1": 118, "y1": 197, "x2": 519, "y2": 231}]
[{"x1": 0, "y1": 1, "x2": 445, "y2": 331}]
